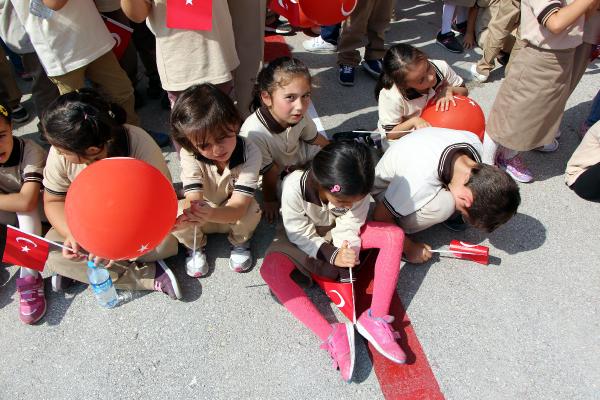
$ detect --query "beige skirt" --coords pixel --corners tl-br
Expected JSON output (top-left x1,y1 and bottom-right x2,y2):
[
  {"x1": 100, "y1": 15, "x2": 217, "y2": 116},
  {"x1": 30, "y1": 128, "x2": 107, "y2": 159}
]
[
  {"x1": 569, "y1": 42, "x2": 592, "y2": 96},
  {"x1": 487, "y1": 44, "x2": 575, "y2": 151}
]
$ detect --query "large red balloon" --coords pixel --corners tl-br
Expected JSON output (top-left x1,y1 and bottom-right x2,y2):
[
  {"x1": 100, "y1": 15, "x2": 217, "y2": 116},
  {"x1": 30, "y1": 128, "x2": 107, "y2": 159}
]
[
  {"x1": 65, "y1": 158, "x2": 177, "y2": 260},
  {"x1": 420, "y1": 95, "x2": 485, "y2": 141},
  {"x1": 269, "y1": 0, "x2": 315, "y2": 28},
  {"x1": 299, "y1": 0, "x2": 357, "y2": 26}
]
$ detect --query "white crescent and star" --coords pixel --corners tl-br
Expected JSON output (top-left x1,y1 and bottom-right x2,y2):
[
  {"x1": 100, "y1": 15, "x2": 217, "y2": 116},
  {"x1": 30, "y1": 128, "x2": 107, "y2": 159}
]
[
  {"x1": 278, "y1": 0, "x2": 288, "y2": 9},
  {"x1": 16, "y1": 237, "x2": 38, "y2": 253},
  {"x1": 138, "y1": 243, "x2": 150, "y2": 253},
  {"x1": 459, "y1": 241, "x2": 478, "y2": 248},
  {"x1": 341, "y1": 0, "x2": 357, "y2": 16},
  {"x1": 328, "y1": 290, "x2": 346, "y2": 308},
  {"x1": 111, "y1": 33, "x2": 122, "y2": 48},
  {"x1": 186, "y1": 0, "x2": 193, "y2": 5}
]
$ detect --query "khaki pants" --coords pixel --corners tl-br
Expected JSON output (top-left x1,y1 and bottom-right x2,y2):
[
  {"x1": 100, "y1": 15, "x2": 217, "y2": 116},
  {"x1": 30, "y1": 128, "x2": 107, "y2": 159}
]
[
  {"x1": 48, "y1": 51, "x2": 139, "y2": 126},
  {"x1": 44, "y1": 228, "x2": 178, "y2": 290},
  {"x1": 475, "y1": 0, "x2": 520, "y2": 76},
  {"x1": 172, "y1": 198, "x2": 262, "y2": 250},
  {"x1": 228, "y1": 0, "x2": 266, "y2": 118},
  {"x1": 396, "y1": 189, "x2": 455, "y2": 234},
  {"x1": 337, "y1": 0, "x2": 394, "y2": 66},
  {"x1": 0, "y1": 46, "x2": 22, "y2": 109},
  {"x1": 569, "y1": 42, "x2": 592, "y2": 96}
]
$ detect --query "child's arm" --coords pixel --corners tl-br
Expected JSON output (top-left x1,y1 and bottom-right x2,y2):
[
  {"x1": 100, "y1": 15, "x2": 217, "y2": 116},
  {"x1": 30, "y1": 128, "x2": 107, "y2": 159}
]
[
  {"x1": 372, "y1": 201, "x2": 432, "y2": 264},
  {"x1": 311, "y1": 134, "x2": 330, "y2": 148},
  {"x1": 463, "y1": 6, "x2": 479, "y2": 49},
  {"x1": 330, "y1": 195, "x2": 371, "y2": 266},
  {"x1": 42, "y1": 0, "x2": 68, "y2": 10},
  {"x1": 121, "y1": 0, "x2": 153, "y2": 23},
  {"x1": 387, "y1": 117, "x2": 431, "y2": 140},
  {"x1": 544, "y1": 0, "x2": 598, "y2": 34},
  {"x1": 435, "y1": 84, "x2": 469, "y2": 111},
  {"x1": 184, "y1": 192, "x2": 253, "y2": 224},
  {"x1": 44, "y1": 192, "x2": 85, "y2": 260},
  {"x1": 0, "y1": 182, "x2": 40, "y2": 213}
]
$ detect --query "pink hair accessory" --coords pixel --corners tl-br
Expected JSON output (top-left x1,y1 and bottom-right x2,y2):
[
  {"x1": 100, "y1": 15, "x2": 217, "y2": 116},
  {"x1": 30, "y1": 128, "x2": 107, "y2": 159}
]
[{"x1": 330, "y1": 184, "x2": 341, "y2": 193}]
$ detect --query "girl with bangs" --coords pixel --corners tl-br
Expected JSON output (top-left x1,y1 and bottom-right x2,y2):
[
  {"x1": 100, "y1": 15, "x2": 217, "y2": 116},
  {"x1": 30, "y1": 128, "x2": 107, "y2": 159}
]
[{"x1": 170, "y1": 84, "x2": 263, "y2": 277}]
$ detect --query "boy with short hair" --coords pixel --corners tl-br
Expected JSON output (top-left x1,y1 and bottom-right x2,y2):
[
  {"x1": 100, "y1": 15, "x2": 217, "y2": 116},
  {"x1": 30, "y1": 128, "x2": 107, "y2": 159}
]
[{"x1": 371, "y1": 127, "x2": 520, "y2": 263}]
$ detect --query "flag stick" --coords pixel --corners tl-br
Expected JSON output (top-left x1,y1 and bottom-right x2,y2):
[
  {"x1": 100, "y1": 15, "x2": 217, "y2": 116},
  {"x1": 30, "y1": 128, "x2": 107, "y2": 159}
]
[
  {"x1": 351, "y1": 129, "x2": 414, "y2": 135},
  {"x1": 429, "y1": 249, "x2": 483, "y2": 255},
  {"x1": 349, "y1": 266, "x2": 356, "y2": 325},
  {"x1": 9, "y1": 224, "x2": 75, "y2": 253},
  {"x1": 192, "y1": 225, "x2": 197, "y2": 271}
]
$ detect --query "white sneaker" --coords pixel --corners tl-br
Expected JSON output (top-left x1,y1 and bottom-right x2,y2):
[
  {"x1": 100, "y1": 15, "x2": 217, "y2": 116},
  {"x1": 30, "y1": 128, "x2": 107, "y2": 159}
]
[
  {"x1": 229, "y1": 243, "x2": 252, "y2": 273},
  {"x1": 186, "y1": 249, "x2": 208, "y2": 278},
  {"x1": 534, "y1": 138, "x2": 559, "y2": 153},
  {"x1": 302, "y1": 37, "x2": 337, "y2": 54},
  {"x1": 470, "y1": 63, "x2": 488, "y2": 83}
]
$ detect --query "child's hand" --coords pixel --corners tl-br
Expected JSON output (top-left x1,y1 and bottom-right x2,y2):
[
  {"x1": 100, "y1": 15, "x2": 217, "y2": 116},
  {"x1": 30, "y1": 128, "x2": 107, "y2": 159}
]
[
  {"x1": 62, "y1": 234, "x2": 86, "y2": 261},
  {"x1": 410, "y1": 117, "x2": 432, "y2": 130},
  {"x1": 435, "y1": 88, "x2": 457, "y2": 112},
  {"x1": 172, "y1": 213, "x2": 192, "y2": 232},
  {"x1": 463, "y1": 32, "x2": 476, "y2": 49},
  {"x1": 334, "y1": 241, "x2": 359, "y2": 268},
  {"x1": 88, "y1": 253, "x2": 114, "y2": 268},
  {"x1": 262, "y1": 201, "x2": 279, "y2": 224},
  {"x1": 183, "y1": 201, "x2": 213, "y2": 224},
  {"x1": 404, "y1": 240, "x2": 432, "y2": 264}
]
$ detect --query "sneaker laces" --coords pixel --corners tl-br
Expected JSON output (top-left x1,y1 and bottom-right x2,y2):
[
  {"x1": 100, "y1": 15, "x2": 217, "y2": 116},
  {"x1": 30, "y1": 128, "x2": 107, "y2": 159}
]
[
  {"x1": 371, "y1": 315, "x2": 401, "y2": 343},
  {"x1": 320, "y1": 337, "x2": 341, "y2": 369}
]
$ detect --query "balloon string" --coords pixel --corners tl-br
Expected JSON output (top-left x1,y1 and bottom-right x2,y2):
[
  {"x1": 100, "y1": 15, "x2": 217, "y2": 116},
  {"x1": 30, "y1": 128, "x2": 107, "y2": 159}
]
[{"x1": 192, "y1": 225, "x2": 197, "y2": 271}]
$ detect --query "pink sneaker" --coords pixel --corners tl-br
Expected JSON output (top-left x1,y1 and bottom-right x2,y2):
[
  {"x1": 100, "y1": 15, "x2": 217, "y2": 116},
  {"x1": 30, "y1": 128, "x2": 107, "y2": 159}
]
[
  {"x1": 356, "y1": 309, "x2": 406, "y2": 364},
  {"x1": 496, "y1": 153, "x2": 533, "y2": 183},
  {"x1": 320, "y1": 322, "x2": 355, "y2": 382},
  {"x1": 16, "y1": 274, "x2": 47, "y2": 324}
]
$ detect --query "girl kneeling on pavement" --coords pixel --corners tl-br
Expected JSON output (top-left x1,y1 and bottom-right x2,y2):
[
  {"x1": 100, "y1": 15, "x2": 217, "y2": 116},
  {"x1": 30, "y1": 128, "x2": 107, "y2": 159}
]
[
  {"x1": 42, "y1": 89, "x2": 181, "y2": 300},
  {"x1": 260, "y1": 141, "x2": 406, "y2": 382}
]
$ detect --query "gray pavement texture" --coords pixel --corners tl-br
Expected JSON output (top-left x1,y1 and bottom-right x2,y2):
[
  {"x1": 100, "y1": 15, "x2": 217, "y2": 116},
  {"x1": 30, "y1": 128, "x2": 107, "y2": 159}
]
[{"x1": 2, "y1": 1, "x2": 599, "y2": 399}]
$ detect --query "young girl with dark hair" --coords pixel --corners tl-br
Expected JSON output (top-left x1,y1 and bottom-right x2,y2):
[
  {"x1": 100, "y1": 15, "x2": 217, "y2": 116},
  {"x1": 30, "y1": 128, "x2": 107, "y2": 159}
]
[
  {"x1": 170, "y1": 84, "x2": 262, "y2": 276},
  {"x1": 376, "y1": 44, "x2": 467, "y2": 145},
  {"x1": 240, "y1": 57, "x2": 329, "y2": 223},
  {"x1": 42, "y1": 89, "x2": 181, "y2": 300},
  {"x1": 260, "y1": 141, "x2": 406, "y2": 382},
  {"x1": 0, "y1": 101, "x2": 48, "y2": 324}
]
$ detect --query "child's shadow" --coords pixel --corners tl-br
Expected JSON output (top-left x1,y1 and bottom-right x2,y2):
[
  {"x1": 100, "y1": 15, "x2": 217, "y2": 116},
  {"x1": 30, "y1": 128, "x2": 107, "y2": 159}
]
[{"x1": 165, "y1": 248, "x2": 202, "y2": 303}]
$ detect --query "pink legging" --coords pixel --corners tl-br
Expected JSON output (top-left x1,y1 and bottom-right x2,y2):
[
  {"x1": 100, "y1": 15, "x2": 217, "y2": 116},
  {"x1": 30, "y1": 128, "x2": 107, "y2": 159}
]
[{"x1": 260, "y1": 222, "x2": 404, "y2": 341}]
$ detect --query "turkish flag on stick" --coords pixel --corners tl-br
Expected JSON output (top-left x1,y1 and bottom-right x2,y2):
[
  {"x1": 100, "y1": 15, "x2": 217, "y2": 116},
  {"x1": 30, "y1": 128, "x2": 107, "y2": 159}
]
[
  {"x1": 102, "y1": 16, "x2": 133, "y2": 60},
  {"x1": 311, "y1": 274, "x2": 356, "y2": 321},
  {"x1": 430, "y1": 240, "x2": 489, "y2": 265},
  {"x1": 166, "y1": 0, "x2": 212, "y2": 31},
  {"x1": 0, "y1": 224, "x2": 53, "y2": 272}
]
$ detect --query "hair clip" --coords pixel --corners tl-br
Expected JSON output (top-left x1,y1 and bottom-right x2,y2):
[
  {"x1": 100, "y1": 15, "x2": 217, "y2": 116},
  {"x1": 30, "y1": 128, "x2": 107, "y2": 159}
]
[
  {"x1": 0, "y1": 105, "x2": 7, "y2": 117},
  {"x1": 108, "y1": 110, "x2": 115, "y2": 119},
  {"x1": 330, "y1": 184, "x2": 341, "y2": 193},
  {"x1": 83, "y1": 112, "x2": 89, "y2": 120}
]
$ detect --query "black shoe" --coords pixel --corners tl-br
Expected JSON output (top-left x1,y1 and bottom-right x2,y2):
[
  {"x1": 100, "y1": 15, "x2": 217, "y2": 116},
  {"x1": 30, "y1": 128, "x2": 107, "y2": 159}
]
[
  {"x1": 147, "y1": 130, "x2": 171, "y2": 148},
  {"x1": 11, "y1": 105, "x2": 30, "y2": 123},
  {"x1": 443, "y1": 213, "x2": 468, "y2": 232},
  {"x1": 496, "y1": 51, "x2": 510, "y2": 66},
  {"x1": 451, "y1": 21, "x2": 467, "y2": 35},
  {"x1": 134, "y1": 90, "x2": 145, "y2": 109},
  {"x1": 147, "y1": 77, "x2": 163, "y2": 99},
  {"x1": 160, "y1": 92, "x2": 171, "y2": 110},
  {"x1": 436, "y1": 31, "x2": 464, "y2": 53}
]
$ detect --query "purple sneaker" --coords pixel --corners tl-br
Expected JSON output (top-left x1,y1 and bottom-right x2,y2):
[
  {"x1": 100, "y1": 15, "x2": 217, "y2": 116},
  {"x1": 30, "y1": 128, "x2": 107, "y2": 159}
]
[
  {"x1": 16, "y1": 274, "x2": 46, "y2": 324},
  {"x1": 356, "y1": 309, "x2": 406, "y2": 364},
  {"x1": 496, "y1": 153, "x2": 533, "y2": 183},
  {"x1": 154, "y1": 260, "x2": 182, "y2": 300},
  {"x1": 320, "y1": 322, "x2": 355, "y2": 382}
]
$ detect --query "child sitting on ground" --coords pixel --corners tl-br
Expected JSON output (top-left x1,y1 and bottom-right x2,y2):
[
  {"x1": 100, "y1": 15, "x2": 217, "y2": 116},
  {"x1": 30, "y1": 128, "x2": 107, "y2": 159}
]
[{"x1": 371, "y1": 127, "x2": 520, "y2": 263}]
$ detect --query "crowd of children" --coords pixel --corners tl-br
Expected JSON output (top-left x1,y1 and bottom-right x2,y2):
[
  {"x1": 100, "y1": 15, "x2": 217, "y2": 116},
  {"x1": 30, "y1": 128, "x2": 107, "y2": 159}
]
[{"x1": 0, "y1": 0, "x2": 598, "y2": 383}]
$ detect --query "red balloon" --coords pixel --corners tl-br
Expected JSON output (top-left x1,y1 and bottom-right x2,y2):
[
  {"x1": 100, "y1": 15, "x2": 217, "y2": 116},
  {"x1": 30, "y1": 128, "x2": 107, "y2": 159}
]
[
  {"x1": 65, "y1": 158, "x2": 177, "y2": 260},
  {"x1": 420, "y1": 95, "x2": 486, "y2": 141},
  {"x1": 299, "y1": 0, "x2": 357, "y2": 26},
  {"x1": 269, "y1": 0, "x2": 315, "y2": 28}
]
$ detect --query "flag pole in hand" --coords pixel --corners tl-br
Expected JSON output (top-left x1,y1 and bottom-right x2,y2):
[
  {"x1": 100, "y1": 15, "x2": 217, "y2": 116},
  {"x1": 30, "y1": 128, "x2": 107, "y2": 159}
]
[{"x1": 343, "y1": 240, "x2": 357, "y2": 325}]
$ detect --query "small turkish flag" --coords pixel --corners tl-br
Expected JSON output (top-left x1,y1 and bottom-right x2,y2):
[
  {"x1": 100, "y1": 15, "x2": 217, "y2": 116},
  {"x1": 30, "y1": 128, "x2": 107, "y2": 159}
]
[
  {"x1": 449, "y1": 240, "x2": 489, "y2": 265},
  {"x1": 102, "y1": 15, "x2": 133, "y2": 60},
  {"x1": 0, "y1": 224, "x2": 50, "y2": 272},
  {"x1": 312, "y1": 274, "x2": 355, "y2": 322},
  {"x1": 166, "y1": 0, "x2": 212, "y2": 31}
]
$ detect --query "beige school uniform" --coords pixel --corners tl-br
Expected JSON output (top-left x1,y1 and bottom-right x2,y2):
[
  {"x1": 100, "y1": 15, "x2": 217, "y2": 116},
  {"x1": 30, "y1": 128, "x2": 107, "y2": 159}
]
[
  {"x1": 266, "y1": 169, "x2": 370, "y2": 282},
  {"x1": 172, "y1": 136, "x2": 262, "y2": 249},
  {"x1": 240, "y1": 106, "x2": 321, "y2": 174},
  {"x1": 372, "y1": 127, "x2": 482, "y2": 234},
  {"x1": 0, "y1": 137, "x2": 46, "y2": 225},
  {"x1": 486, "y1": 0, "x2": 584, "y2": 151},
  {"x1": 570, "y1": 11, "x2": 600, "y2": 95},
  {"x1": 377, "y1": 60, "x2": 463, "y2": 148},
  {"x1": 565, "y1": 121, "x2": 600, "y2": 187},
  {"x1": 42, "y1": 125, "x2": 177, "y2": 290}
]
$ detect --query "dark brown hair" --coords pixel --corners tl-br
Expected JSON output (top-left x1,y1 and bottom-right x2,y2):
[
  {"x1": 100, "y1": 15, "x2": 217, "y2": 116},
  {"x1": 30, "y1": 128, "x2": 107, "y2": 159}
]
[{"x1": 374, "y1": 43, "x2": 429, "y2": 100}]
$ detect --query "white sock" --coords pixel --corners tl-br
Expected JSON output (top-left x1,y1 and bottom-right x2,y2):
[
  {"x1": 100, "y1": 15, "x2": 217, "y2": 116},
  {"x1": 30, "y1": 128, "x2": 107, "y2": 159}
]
[
  {"x1": 482, "y1": 132, "x2": 500, "y2": 165},
  {"x1": 455, "y1": 6, "x2": 468, "y2": 24},
  {"x1": 19, "y1": 267, "x2": 38, "y2": 278},
  {"x1": 441, "y1": 4, "x2": 456, "y2": 34}
]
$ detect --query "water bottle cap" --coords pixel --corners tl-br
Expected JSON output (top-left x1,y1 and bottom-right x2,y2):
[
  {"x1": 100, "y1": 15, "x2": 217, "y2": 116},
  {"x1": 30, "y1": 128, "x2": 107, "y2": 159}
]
[{"x1": 87, "y1": 260, "x2": 97, "y2": 268}]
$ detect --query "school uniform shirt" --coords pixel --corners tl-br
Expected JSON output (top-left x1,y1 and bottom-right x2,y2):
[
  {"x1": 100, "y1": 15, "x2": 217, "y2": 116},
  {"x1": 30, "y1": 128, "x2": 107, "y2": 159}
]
[
  {"x1": 179, "y1": 136, "x2": 261, "y2": 206},
  {"x1": 240, "y1": 106, "x2": 321, "y2": 174},
  {"x1": 0, "y1": 0, "x2": 34, "y2": 54},
  {"x1": 377, "y1": 59, "x2": 464, "y2": 136},
  {"x1": 10, "y1": 0, "x2": 114, "y2": 77},
  {"x1": 0, "y1": 137, "x2": 46, "y2": 194},
  {"x1": 43, "y1": 125, "x2": 171, "y2": 196},
  {"x1": 146, "y1": 0, "x2": 239, "y2": 91},
  {"x1": 583, "y1": 10, "x2": 599, "y2": 45},
  {"x1": 281, "y1": 169, "x2": 370, "y2": 265},
  {"x1": 520, "y1": 0, "x2": 584, "y2": 49},
  {"x1": 372, "y1": 127, "x2": 482, "y2": 218},
  {"x1": 565, "y1": 121, "x2": 600, "y2": 187}
]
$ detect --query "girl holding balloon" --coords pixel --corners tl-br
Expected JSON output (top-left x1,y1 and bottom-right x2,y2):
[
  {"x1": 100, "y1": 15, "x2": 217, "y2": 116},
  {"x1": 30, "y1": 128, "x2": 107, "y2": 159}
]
[
  {"x1": 375, "y1": 44, "x2": 468, "y2": 146},
  {"x1": 41, "y1": 89, "x2": 181, "y2": 300}
]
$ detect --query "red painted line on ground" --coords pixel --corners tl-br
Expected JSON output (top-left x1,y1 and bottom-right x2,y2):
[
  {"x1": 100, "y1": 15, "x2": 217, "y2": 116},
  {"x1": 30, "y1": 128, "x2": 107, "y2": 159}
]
[{"x1": 264, "y1": 34, "x2": 444, "y2": 400}]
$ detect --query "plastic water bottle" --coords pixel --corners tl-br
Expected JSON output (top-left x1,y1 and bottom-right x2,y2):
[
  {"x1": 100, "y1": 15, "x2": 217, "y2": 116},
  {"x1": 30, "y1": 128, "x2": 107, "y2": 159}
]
[{"x1": 86, "y1": 261, "x2": 118, "y2": 308}]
